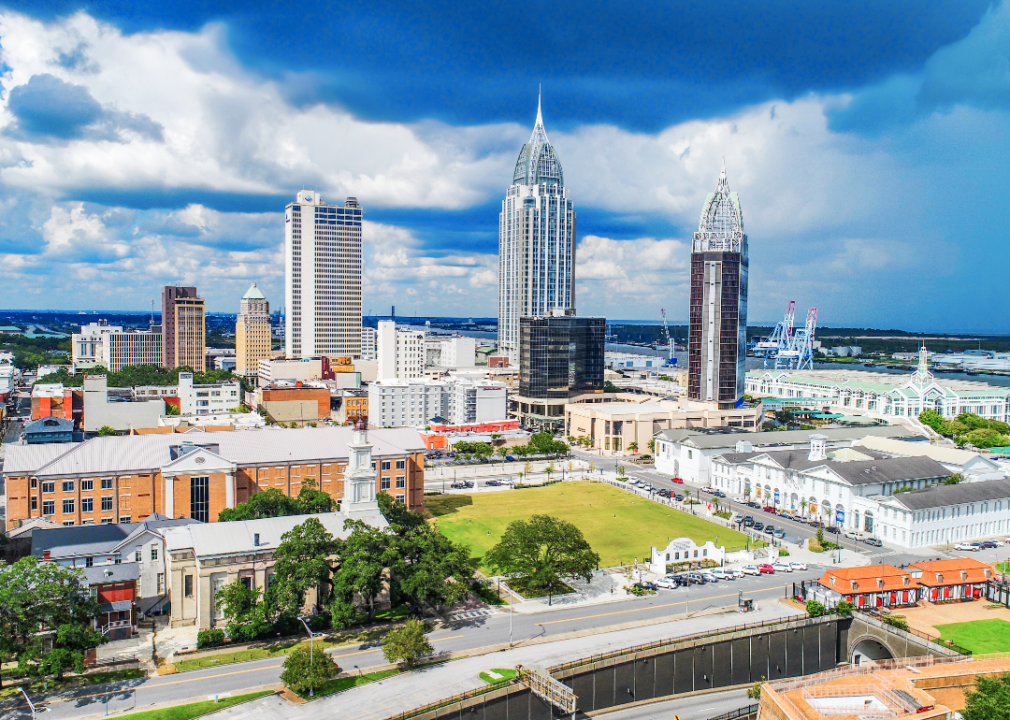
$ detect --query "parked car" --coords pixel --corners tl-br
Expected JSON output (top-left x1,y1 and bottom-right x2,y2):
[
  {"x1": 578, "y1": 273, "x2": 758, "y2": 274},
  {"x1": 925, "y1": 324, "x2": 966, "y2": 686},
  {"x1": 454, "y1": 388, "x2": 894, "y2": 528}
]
[
  {"x1": 808, "y1": 520, "x2": 824, "y2": 528},
  {"x1": 450, "y1": 482, "x2": 468, "y2": 489},
  {"x1": 682, "y1": 573, "x2": 706, "y2": 585},
  {"x1": 741, "y1": 565, "x2": 760, "y2": 576},
  {"x1": 486, "y1": 479, "x2": 503, "y2": 486},
  {"x1": 824, "y1": 526, "x2": 840, "y2": 534},
  {"x1": 747, "y1": 501, "x2": 761, "y2": 508},
  {"x1": 656, "y1": 576, "x2": 682, "y2": 589},
  {"x1": 675, "y1": 494, "x2": 684, "y2": 502},
  {"x1": 764, "y1": 524, "x2": 776, "y2": 535},
  {"x1": 789, "y1": 561, "x2": 808, "y2": 571},
  {"x1": 864, "y1": 537, "x2": 883, "y2": 547},
  {"x1": 955, "y1": 542, "x2": 981, "y2": 551},
  {"x1": 732, "y1": 514, "x2": 744, "y2": 524},
  {"x1": 727, "y1": 568, "x2": 745, "y2": 579},
  {"x1": 774, "y1": 529, "x2": 786, "y2": 538},
  {"x1": 671, "y1": 477, "x2": 684, "y2": 484},
  {"x1": 635, "y1": 581, "x2": 659, "y2": 592},
  {"x1": 710, "y1": 569, "x2": 732, "y2": 580},
  {"x1": 753, "y1": 521, "x2": 765, "y2": 531},
  {"x1": 772, "y1": 563, "x2": 793, "y2": 573},
  {"x1": 700, "y1": 572, "x2": 719, "y2": 583},
  {"x1": 763, "y1": 506, "x2": 776, "y2": 513},
  {"x1": 843, "y1": 529, "x2": 867, "y2": 541},
  {"x1": 713, "y1": 490, "x2": 726, "y2": 498},
  {"x1": 658, "y1": 489, "x2": 671, "y2": 498},
  {"x1": 743, "y1": 516, "x2": 754, "y2": 527},
  {"x1": 980, "y1": 540, "x2": 1000, "y2": 549},
  {"x1": 757, "y1": 564, "x2": 775, "y2": 574},
  {"x1": 505, "y1": 455, "x2": 516, "y2": 462},
  {"x1": 732, "y1": 496, "x2": 746, "y2": 503},
  {"x1": 700, "y1": 487, "x2": 716, "y2": 494}
]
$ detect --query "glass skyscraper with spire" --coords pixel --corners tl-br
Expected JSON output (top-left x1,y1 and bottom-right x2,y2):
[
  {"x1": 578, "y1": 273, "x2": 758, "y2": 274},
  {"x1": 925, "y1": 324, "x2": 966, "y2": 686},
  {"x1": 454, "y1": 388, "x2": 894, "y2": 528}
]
[{"x1": 497, "y1": 95, "x2": 576, "y2": 365}]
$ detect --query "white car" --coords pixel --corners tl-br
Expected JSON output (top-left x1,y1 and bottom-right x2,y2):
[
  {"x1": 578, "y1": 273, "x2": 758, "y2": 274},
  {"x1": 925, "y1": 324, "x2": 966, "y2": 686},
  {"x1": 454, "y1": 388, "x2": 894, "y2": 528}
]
[
  {"x1": 727, "y1": 568, "x2": 745, "y2": 579},
  {"x1": 992, "y1": 539, "x2": 1005, "y2": 547},
  {"x1": 772, "y1": 563, "x2": 793, "y2": 573},
  {"x1": 732, "y1": 496, "x2": 747, "y2": 503},
  {"x1": 700, "y1": 571, "x2": 719, "y2": 582},
  {"x1": 732, "y1": 514, "x2": 744, "y2": 523},
  {"x1": 789, "y1": 561, "x2": 808, "y2": 571},
  {"x1": 955, "y1": 542, "x2": 981, "y2": 551},
  {"x1": 656, "y1": 576, "x2": 680, "y2": 589},
  {"x1": 710, "y1": 570, "x2": 732, "y2": 580},
  {"x1": 741, "y1": 565, "x2": 760, "y2": 576}
]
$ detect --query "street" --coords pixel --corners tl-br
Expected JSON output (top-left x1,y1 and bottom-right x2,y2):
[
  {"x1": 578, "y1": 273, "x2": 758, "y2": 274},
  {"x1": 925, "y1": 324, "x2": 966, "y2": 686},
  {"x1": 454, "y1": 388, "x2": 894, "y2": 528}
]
[
  {"x1": 599, "y1": 688, "x2": 752, "y2": 720},
  {"x1": 0, "y1": 570, "x2": 813, "y2": 720}
]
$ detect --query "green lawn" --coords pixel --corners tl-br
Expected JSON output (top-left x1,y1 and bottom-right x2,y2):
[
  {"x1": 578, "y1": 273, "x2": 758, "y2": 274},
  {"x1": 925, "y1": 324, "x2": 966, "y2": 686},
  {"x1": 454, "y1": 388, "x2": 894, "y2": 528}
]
[
  {"x1": 426, "y1": 481, "x2": 751, "y2": 567},
  {"x1": 479, "y1": 668, "x2": 517, "y2": 684},
  {"x1": 935, "y1": 618, "x2": 1010, "y2": 654},
  {"x1": 315, "y1": 668, "x2": 400, "y2": 697},
  {"x1": 120, "y1": 691, "x2": 273, "y2": 720}
]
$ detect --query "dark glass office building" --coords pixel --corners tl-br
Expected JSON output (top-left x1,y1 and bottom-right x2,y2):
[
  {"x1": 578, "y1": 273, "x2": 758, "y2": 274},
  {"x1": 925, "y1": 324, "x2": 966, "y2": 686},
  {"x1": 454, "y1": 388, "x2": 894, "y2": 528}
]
[
  {"x1": 688, "y1": 162, "x2": 748, "y2": 408},
  {"x1": 519, "y1": 315, "x2": 605, "y2": 399}
]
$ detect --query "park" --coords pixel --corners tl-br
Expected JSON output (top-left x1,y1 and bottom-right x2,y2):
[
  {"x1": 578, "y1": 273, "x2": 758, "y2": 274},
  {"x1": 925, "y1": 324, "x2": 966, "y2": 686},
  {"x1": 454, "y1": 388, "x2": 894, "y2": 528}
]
[{"x1": 425, "y1": 480, "x2": 751, "y2": 567}]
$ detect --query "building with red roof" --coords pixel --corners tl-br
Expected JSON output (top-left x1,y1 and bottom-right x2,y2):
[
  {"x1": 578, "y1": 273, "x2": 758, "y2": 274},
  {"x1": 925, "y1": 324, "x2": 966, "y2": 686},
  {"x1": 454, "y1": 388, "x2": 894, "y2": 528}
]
[
  {"x1": 808, "y1": 564, "x2": 918, "y2": 609},
  {"x1": 910, "y1": 558, "x2": 995, "y2": 602}
]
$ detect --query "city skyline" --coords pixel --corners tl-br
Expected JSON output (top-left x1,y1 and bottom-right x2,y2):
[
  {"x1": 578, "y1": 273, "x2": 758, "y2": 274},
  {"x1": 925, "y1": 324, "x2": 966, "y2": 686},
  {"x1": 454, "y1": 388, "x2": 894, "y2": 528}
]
[{"x1": 0, "y1": 2, "x2": 1008, "y2": 332}]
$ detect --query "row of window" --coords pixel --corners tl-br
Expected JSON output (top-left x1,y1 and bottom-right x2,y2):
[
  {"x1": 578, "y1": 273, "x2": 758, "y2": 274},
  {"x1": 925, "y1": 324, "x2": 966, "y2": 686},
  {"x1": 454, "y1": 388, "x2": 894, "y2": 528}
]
[
  {"x1": 38, "y1": 496, "x2": 116, "y2": 514},
  {"x1": 380, "y1": 476, "x2": 407, "y2": 489},
  {"x1": 32, "y1": 477, "x2": 114, "y2": 492}
]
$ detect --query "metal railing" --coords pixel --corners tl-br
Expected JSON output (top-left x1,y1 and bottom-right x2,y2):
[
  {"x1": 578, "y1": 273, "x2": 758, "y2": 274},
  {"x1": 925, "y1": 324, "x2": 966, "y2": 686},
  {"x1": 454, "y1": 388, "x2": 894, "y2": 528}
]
[
  {"x1": 705, "y1": 705, "x2": 759, "y2": 720},
  {"x1": 100, "y1": 619, "x2": 132, "y2": 636}
]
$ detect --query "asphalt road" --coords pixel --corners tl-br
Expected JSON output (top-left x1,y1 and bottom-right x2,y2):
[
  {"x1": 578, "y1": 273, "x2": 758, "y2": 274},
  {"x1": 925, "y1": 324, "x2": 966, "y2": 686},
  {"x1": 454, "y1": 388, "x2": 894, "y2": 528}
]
[
  {"x1": 0, "y1": 571, "x2": 815, "y2": 720},
  {"x1": 599, "y1": 688, "x2": 752, "y2": 720}
]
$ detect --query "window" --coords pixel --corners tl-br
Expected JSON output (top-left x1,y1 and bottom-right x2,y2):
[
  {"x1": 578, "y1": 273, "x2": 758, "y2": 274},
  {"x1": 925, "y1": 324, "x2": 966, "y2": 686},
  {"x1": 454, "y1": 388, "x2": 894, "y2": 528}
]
[
  {"x1": 85, "y1": 557, "x2": 94, "y2": 567},
  {"x1": 42, "y1": 481, "x2": 55, "y2": 494},
  {"x1": 380, "y1": 477, "x2": 391, "y2": 490},
  {"x1": 102, "y1": 518, "x2": 113, "y2": 524},
  {"x1": 396, "y1": 460, "x2": 406, "y2": 470},
  {"x1": 31, "y1": 497, "x2": 37, "y2": 511},
  {"x1": 135, "y1": 550, "x2": 142, "y2": 562},
  {"x1": 395, "y1": 494, "x2": 405, "y2": 503},
  {"x1": 30, "y1": 478, "x2": 37, "y2": 488},
  {"x1": 62, "y1": 499, "x2": 75, "y2": 514},
  {"x1": 62, "y1": 480, "x2": 75, "y2": 493},
  {"x1": 184, "y1": 575, "x2": 193, "y2": 597},
  {"x1": 151, "y1": 546, "x2": 158, "y2": 561},
  {"x1": 120, "y1": 516, "x2": 131, "y2": 523},
  {"x1": 381, "y1": 461, "x2": 391, "y2": 470},
  {"x1": 396, "y1": 476, "x2": 406, "y2": 489},
  {"x1": 157, "y1": 573, "x2": 166, "y2": 594},
  {"x1": 101, "y1": 496, "x2": 113, "y2": 511},
  {"x1": 62, "y1": 520, "x2": 75, "y2": 526},
  {"x1": 101, "y1": 478, "x2": 113, "y2": 490},
  {"x1": 81, "y1": 497, "x2": 93, "y2": 512},
  {"x1": 42, "y1": 500, "x2": 54, "y2": 515},
  {"x1": 190, "y1": 476, "x2": 210, "y2": 523},
  {"x1": 81, "y1": 479, "x2": 93, "y2": 491}
]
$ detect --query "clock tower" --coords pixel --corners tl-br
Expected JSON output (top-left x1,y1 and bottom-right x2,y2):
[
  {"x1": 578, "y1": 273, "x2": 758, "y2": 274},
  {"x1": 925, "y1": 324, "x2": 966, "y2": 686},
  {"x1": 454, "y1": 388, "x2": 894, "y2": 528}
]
[{"x1": 344, "y1": 418, "x2": 380, "y2": 517}]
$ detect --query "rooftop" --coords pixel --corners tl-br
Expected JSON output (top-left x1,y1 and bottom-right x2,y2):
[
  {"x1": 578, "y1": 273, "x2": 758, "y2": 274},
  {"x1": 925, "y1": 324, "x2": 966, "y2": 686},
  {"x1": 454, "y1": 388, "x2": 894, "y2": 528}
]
[
  {"x1": 891, "y1": 478, "x2": 1010, "y2": 511},
  {"x1": 656, "y1": 425, "x2": 917, "y2": 450}
]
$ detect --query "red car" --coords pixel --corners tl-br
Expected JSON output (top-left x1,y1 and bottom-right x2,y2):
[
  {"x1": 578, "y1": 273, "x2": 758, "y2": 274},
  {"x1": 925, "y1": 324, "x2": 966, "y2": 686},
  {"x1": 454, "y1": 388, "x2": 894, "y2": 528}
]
[
  {"x1": 757, "y1": 564, "x2": 775, "y2": 574},
  {"x1": 671, "y1": 477, "x2": 684, "y2": 484},
  {"x1": 763, "y1": 506, "x2": 776, "y2": 513}
]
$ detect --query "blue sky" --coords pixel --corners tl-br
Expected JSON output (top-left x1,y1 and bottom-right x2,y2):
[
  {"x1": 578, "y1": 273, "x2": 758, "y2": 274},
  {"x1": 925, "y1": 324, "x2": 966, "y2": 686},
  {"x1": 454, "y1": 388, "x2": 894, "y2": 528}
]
[{"x1": 0, "y1": 1, "x2": 1007, "y2": 331}]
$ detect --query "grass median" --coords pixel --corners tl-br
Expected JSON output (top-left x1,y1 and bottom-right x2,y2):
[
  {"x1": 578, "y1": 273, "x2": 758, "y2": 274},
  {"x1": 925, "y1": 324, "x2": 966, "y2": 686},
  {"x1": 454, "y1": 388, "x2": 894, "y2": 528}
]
[
  {"x1": 119, "y1": 691, "x2": 274, "y2": 720},
  {"x1": 427, "y1": 481, "x2": 752, "y2": 567}
]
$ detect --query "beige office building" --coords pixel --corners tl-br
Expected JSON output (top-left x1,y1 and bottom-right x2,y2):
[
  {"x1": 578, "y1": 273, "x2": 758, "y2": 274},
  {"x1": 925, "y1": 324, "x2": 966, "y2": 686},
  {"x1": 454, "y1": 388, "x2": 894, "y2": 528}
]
[
  {"x1": 162, "y1": 286, "x2": 205, "y2": 371},
  {"x1": 235, "y1": 283, "x2": 271, "y2": 379}
]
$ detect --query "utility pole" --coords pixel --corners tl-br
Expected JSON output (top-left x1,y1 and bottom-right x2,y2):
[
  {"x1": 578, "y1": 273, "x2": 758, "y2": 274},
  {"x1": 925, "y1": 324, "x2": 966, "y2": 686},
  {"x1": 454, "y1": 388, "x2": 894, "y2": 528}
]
[{"x1": 297, "y1": 616, "x2": 316, "y2": 697}]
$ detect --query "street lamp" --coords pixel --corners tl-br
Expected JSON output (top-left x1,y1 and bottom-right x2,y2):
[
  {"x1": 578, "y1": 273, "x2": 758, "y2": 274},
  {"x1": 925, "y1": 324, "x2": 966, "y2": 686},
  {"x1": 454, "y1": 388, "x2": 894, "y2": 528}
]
[{"x1": 297, "y1": 616, "x2": 316, "y2": 697}]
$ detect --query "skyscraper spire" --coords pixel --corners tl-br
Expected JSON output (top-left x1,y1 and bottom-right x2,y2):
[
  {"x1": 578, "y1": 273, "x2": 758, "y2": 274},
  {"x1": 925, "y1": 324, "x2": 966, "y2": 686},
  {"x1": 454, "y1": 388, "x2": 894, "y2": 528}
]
[{"x1": 530, "y1": 85, "x2": 548, "y2": 146}]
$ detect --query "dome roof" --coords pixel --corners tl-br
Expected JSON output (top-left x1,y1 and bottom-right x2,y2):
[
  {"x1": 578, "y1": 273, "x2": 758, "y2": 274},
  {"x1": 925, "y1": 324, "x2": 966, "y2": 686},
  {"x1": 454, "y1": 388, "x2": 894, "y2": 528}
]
[
  {"x1": 242, "y1": 283, "x2": 266, "y2": 300},
  {"x1": 512, "y1": 93, "x2": 564, "y2": 187}
]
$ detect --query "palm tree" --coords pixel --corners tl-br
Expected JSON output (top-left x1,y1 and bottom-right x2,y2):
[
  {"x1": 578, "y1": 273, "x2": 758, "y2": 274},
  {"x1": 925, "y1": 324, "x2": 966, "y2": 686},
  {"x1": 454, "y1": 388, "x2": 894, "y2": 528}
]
[
  {"x1": 800, "y1": 499, "x2": 808, "y2": 518},
  {"x1": 648, "y1": 438, "x2": 656, "y2": 453},
  {"x1": 685, "y1": 489, "x2": 694, "y2": 515},
  {"x1": 628, "y1": 441, "x2": 639, "y2": 454}
]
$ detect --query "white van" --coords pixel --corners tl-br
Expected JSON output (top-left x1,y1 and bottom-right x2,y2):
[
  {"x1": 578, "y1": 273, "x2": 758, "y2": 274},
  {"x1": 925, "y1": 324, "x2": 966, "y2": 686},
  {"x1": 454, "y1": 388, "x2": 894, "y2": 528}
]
[{"x1": 844, "y1": 529, "x2": 867, "y2": 541}]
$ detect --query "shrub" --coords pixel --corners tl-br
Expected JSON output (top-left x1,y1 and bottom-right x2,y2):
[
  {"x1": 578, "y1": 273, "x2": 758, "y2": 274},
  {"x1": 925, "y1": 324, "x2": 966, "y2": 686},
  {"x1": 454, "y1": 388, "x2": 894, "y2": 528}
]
[
  {"x1": 805, "y1": 600, "x2": 825, "y2": 617},
  {"x1": 280, "y1": 644, "x2": 340, "y2": 697},
  {"x1": 881, "y1": 614, "x2": 909, "y2": 631},
  {"x1": 747, "y1": 676, "x2": 766, "y2": 699},
  {"x1": 196, "y1": 628, "x2": 225, "y2": 649},
  {"x1": 808, "y1": 540, "x2": 825, "y2": 553},
  {"x1": 778, "y1": 548, "x2": 789, "y2": 557},
  {"x1": 834, "y1": 600, "x2": 855, "y2": 617},
  {"x1": 382, "y1": 618, "x2": 434, "y2": 669}
]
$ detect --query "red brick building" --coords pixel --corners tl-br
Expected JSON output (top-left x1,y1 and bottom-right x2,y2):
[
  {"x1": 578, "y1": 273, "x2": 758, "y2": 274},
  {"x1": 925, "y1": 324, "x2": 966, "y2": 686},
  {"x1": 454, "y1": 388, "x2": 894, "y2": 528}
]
[{"x1": 3, "y1": 427, "x2": 425, "y2": 530}]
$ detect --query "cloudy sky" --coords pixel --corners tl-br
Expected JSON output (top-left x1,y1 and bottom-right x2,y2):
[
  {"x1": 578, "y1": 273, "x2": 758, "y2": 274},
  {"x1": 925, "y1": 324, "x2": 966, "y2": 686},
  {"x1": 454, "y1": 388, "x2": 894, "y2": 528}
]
[{"x1": 0, "y1": 1, "x2": 1007, "y2": 331}]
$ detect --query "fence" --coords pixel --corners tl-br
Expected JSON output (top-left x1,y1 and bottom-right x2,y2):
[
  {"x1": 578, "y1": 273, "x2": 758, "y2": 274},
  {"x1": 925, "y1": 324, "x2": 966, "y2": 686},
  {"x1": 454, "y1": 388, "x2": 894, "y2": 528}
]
[{"x1": 706, "y1": 706, "x2": 760, "y2": 720}]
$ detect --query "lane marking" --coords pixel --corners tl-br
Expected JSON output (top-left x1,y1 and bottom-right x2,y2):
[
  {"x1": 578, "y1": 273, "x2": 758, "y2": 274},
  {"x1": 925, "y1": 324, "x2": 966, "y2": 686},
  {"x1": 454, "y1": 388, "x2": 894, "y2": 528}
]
[
  {"x1": 36, "y1": 635, "x2": 466, "y2": 706},
  {"x1": 537, "y1": 585, "x2": 791, "y2": 626}
]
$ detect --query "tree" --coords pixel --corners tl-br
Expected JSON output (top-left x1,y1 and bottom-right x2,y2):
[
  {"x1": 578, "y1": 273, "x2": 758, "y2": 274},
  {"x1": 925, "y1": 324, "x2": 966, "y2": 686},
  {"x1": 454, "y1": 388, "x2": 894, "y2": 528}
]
[
  {"x1": 296, "y1": 479, "x2": 336, "y2": 514},
  {"x1": 944, "y1": 473, "x2": 963, "y2": 485},
  {"x1": 805, "y1": 600, "x2": 825, "y2": 617},
  {"x1": 331, "y1": 521, "x2": 387, "y2": 624},
  {"x1": 816, "y1": 526, "x2": 825, "y2": 546},
  {"x1": 799, "y1": 499, "x2": 808, "y2": 517},
  {"x1": 834, "y1": 600, "x2": 855, "y2": 616},
  {"x1": 381, "y1": 618, "x2": 433, "y2": 669},
  {"x1": 281, "y1": 644, "x2": 340, "y2": 697},
  {"x1": 628, "y1": 442, "x2": 639, "y2": 453},
  {"x1": 165, "y1": 402, "x2": 180, "y2": 416},
  {"x1": 747, "y1": 676, "x2": 766, "y2": 699},
  {"x1": 604, "y1": 381, "x2": 620, "y2": 393},
  {"x1": 216, "y1": 580, "x2": 273, "y2": 642},
  {"x1": 647, "y1": 438, "x2": 655, "y2": 453},
  {"x1": 97, "y1": 425, "x2": 116, "y2": 436},
  {"x1": 962, "y1": 671, "x2": 1010, "y2": 720},
  {"x1": 0, "y1": 557, "x2": 103, "y2": 683},
  {"x1": 268, "y1": 518, "x2": 338, "y2": 620},
  {"x1": 484, "y1": 515, "x2": 600, "y2": 606}
]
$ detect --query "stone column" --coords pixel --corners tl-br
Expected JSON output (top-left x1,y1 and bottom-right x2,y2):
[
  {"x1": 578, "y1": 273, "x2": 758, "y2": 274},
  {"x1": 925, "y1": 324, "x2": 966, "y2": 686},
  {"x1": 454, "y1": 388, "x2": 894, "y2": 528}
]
[
  {"x1": 225, "y1": 471, "x2": 235, "y2": 509},
  {"x1": 164, "y1": 474, "x2": 175, "y2": 519}
]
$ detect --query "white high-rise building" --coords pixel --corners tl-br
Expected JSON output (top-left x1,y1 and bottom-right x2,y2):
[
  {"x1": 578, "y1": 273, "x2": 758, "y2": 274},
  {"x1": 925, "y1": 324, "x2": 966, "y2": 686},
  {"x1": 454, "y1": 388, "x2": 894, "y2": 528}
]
[
  {"x1": 498, "y1": 94, "x2": 576, "y2": 365},
  {"x1": 284, "y1": 191, "x2": 362, "y2": 359},
  {"x1": 360, "y1": 326, "x2": 377, "y2": 361},
  {"x1": 376, "y1": 320, "x2": 425, "y2": 381}
]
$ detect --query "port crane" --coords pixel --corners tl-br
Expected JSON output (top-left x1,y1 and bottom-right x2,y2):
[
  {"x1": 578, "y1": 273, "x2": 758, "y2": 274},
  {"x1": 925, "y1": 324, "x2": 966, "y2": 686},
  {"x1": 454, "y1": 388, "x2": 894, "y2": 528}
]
[
  {"x1": 754, "y1": 301, "x2": 795, "y2": 367},
  {"x1": 660, "y1": 309, "x2": 678, "y2": 366},
  {"x1": 776, "y1": 307, "x2": 818, "y2": 370}
]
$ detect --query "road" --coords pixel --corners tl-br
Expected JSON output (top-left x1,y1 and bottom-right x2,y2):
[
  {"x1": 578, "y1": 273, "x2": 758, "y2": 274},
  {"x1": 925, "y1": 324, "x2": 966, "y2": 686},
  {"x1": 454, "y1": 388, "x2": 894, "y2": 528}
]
[
  {"x1": 600, "y1": 688, "x2": 752, "y2": 720},
  {"x1": 0, "y1": 571, "x2": 816, "y2": 720}
]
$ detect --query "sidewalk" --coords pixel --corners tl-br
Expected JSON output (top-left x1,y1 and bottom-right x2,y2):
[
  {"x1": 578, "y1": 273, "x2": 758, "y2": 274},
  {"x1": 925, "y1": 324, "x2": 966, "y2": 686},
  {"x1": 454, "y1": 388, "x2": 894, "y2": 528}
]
[{"x1": 203, "y1": 602, "x2": 803, "y2": 720}]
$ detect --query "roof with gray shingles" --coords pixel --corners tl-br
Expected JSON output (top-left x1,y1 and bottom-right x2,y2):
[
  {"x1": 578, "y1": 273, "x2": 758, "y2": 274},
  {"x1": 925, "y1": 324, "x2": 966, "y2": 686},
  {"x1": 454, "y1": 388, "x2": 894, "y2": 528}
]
[
  {"x1": 32, "y1": 514, "x2": 201, "y2": 559},
  {"x1": 4, "y1": 426, "x2": 425, "y2": 478},
  {"x1": 82, "y1": 562, "x2": 139, "y2": 585},
  {"x1": 892, "y1": 479, "x2": 1010, "y2": 510},
  {"x1": 714, "y1": 449, "x2": 948, "y2": 486},
  {"x1": 654, "y1": 425, "x2": 918, "y2": 450}
]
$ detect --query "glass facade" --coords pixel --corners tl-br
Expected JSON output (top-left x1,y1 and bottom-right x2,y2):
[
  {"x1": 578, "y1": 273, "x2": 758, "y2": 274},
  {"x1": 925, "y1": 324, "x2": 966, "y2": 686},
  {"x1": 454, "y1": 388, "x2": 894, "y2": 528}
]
[
  {"x1": 190, "y1": 475, "x2": 210, "y2": 523},
  {"x1": 688, "y1": 164, "x2": 748, "y2": 408},
  {"x1": 519, "y1": 316, "x2": 605, "y2": 399}
]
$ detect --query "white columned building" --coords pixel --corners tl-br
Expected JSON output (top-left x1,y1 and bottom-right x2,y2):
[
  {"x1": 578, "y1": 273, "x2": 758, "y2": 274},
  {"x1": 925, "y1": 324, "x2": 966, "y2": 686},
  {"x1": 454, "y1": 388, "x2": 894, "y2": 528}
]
[{"x1": 497, "y1": 94, "x2": 576, "y2": 365}]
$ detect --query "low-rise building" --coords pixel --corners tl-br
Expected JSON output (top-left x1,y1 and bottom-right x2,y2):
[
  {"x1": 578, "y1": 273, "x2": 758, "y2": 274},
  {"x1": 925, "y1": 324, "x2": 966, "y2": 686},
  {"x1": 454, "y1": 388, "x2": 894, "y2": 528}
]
[
  {"x1": 83, "y1": 375, "x2": 165, "y2": 433},
  {"x1": 369, "y1": 378, "x2": 448, "y2": 428},
  {"x1": 876, "y1": 479, "x2": 1010, "y2": 548},
  {"x1": 810, "y1": 564, "x2": 918, "y2": 610},
  {"x1": 335, "y1": 389, "x2": 368, "y2": 424},
  {"x1": 852, "y1": 436, "x2": 1005, "y2": 482},
  {"x1": 3, "y1": 426, "x2": 425, "y2": 530},
  {"x1": 22, "y1": 416, "x2": 75, "y2": 444},
  {"x1": 910, "y1": 558, "x2": 995, "y2": 602},
  {"x1": 255, "y1": 382, "x2": 331, "y2": 424},
  {"x1": 177, "y1": 372, "x2": 242, "y2": 415},
  {"x1": 655, "y1": 425, "x2": 917, "y2": 485}
]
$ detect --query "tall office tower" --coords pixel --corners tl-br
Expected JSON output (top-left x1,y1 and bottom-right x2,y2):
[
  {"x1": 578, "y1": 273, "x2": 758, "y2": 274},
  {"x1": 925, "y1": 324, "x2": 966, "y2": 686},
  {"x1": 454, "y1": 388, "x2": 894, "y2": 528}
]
[
  {"x1": 498, "y1": 94, "x2": 576, "y2": 366},
  {"x1": 688, "y1": 161, "x2": 748, "y2": 408},
  {"x1": 162, "y1": 286, "x2": 205, "y2": 371},
  {"x1": 235, "y1": 283, "x2": 271, "y2": 379},
  {"x1": 284, "y1": 191, "x2": 362, "y2": 359}
]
